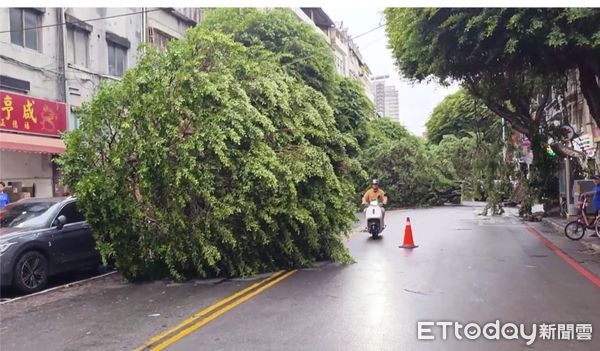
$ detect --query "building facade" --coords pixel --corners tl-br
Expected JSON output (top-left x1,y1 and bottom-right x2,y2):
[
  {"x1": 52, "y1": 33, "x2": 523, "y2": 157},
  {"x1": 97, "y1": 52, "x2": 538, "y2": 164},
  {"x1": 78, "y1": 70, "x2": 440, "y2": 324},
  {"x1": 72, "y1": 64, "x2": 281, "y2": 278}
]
[
  {"x1": 0, "y1": 7, "x2": 201, "y2": 200},
  {"x1": 294, "y1": 8, "x2": 374, "y2": 103},
  {"x1": 347, "y1": 39, "x2": 373, "y2": 102},
  {"x1": 547, "y1": 71, "x2": 599, "y2": 216}
]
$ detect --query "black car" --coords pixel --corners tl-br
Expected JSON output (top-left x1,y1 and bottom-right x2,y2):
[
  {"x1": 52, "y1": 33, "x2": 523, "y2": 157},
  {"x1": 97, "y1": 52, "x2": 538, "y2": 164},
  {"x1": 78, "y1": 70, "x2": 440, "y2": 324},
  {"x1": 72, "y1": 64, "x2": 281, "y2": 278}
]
[{"x1": 0, "y1": 197, "x2": 101, "y2": 293}]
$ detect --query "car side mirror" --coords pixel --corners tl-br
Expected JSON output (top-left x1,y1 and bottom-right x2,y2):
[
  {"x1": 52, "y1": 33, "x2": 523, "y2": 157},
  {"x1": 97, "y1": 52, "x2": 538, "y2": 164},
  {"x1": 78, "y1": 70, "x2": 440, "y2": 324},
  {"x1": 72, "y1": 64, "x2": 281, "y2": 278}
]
[{"x1": 56, "y1": 215, "x2": 67, "y2": 230}]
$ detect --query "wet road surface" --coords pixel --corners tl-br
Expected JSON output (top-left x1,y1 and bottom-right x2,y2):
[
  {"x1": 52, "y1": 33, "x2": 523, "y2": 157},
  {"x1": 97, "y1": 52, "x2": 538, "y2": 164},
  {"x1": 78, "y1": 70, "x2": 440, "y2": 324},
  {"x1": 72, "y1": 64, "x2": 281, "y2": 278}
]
[{"x1": 1, "y1": 204, "x2": 598, "y2": 350}]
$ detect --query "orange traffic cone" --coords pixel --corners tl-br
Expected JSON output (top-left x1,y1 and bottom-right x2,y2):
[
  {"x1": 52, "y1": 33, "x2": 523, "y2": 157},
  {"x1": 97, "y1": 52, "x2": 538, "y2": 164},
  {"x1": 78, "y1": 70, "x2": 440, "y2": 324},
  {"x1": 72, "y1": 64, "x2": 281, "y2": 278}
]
[{"x1": 399, "y1": 217, "x2": 419, "y2": 249}]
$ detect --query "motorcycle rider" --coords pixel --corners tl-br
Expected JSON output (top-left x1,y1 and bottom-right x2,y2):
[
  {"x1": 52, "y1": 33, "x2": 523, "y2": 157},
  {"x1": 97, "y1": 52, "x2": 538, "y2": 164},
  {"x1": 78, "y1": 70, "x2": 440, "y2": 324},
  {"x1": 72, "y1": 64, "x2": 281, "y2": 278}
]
[{"x1": 362, "y1": 179, "x2": 388, "y2": 228}]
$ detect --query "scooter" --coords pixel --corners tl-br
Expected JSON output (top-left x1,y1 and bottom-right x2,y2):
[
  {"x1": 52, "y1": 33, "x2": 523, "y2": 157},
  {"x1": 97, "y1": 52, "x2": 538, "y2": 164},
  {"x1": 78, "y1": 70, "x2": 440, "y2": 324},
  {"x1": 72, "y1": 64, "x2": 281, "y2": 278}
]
[{"x1": 365, "y1": 199, "x2": 385, "y2": 238}]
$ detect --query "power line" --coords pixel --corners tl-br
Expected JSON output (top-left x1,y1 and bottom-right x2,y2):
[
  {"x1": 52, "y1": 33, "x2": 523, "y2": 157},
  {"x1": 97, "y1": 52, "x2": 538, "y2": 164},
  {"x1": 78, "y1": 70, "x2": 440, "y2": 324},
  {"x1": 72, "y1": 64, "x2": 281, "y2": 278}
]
[
  {"x1": 0, "y1": 8, "x2": 163, "y2": 35},
  {"x1": 360, "y1": 35, "x2": 385, "y2": 50},
  {"x1": 350, "y1": 24, "x2": 385, "y2": 40}
]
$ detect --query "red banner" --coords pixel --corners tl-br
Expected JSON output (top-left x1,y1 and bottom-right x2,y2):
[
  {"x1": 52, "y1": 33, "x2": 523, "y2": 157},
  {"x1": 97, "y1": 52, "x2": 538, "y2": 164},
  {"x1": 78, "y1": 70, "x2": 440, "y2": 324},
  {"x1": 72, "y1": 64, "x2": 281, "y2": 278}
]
[{"x1": 0, "y1": 90, "x2": 67, "y2": 137}]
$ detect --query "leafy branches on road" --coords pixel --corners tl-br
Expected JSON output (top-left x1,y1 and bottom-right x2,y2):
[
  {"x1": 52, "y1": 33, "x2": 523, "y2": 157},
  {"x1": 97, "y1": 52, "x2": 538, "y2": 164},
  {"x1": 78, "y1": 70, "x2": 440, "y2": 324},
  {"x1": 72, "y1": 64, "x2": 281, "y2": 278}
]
[
  {"x1": 425, "y1": 90, "x2": 512, "y2": 214},
  {"x1": 359, "y1": 120, "x2": 459, "y2": 208}
]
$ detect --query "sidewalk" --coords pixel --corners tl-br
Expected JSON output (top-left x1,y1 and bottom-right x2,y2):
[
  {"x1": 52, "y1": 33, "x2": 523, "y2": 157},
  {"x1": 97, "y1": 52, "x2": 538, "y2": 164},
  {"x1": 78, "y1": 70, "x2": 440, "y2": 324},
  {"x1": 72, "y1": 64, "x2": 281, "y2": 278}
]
[
  {"x1": 502, "y1": 204, "x2": 600, "y2": 254},
  {"x1": 542, "y1": 216, "x2": 600, "y2": 254}
]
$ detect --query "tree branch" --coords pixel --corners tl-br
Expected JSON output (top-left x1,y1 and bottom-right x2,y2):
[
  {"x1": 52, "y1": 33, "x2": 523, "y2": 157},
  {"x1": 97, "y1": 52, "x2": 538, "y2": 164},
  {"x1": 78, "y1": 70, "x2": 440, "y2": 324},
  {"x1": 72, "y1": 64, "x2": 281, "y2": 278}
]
[{"x1": 578, "y1": 62, "x2": 600, "y2": 128}]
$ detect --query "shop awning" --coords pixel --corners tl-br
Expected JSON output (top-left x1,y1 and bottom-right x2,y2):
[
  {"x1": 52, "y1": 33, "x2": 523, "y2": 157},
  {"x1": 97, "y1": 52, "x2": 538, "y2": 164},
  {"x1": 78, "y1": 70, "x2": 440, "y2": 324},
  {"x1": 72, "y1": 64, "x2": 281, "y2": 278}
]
[{"x1": 0, "y1": 132, "x2": 66, "y2": 154}]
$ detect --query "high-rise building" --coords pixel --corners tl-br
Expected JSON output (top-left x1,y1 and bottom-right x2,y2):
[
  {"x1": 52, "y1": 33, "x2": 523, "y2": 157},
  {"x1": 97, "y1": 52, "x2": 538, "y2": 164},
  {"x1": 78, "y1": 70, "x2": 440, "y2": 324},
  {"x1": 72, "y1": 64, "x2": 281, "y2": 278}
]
[
  {"x1": 384, "y1": 85, "x2": 399, "y2": 122},
  {"x1": 371, "y1": 75, "x2": 399, "y2": 122}
]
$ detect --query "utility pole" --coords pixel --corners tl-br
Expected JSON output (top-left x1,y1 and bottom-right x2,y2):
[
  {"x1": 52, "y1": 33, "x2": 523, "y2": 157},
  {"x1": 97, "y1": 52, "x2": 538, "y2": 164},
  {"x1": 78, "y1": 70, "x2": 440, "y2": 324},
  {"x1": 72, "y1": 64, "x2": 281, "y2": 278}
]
[
  {"x1": 565, "y1": 156, "x2": 571, "y2": 216},
  {"x1": 502, "y1": 118, "x2": 507, "y2": 161}
]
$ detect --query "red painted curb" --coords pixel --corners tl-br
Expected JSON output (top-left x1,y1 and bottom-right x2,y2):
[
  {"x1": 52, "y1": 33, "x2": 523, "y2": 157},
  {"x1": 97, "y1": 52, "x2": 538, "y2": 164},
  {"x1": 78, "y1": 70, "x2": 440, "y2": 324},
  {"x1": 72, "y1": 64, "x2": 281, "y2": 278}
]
[{"x1": 525, "y1": 225, "x2": 600, "y2": 289}]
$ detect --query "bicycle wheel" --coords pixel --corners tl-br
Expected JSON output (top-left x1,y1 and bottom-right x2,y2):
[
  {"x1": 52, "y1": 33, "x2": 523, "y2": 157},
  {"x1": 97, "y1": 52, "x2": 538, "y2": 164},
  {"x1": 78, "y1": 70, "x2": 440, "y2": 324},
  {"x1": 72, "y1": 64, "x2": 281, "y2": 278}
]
[
  {"x1": 565, "y1": 221, "x2": 585, "y2": 240},
  {"x1": 595, "y1": 218, "x2": 600, "y2": 237}
]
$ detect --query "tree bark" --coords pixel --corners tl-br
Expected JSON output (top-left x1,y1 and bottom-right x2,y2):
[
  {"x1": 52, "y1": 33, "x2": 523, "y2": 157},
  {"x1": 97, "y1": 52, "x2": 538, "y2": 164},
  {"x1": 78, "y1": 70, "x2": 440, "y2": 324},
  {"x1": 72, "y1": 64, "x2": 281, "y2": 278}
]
[
  {"x1": 551, "y1": 142, "x2": 586, "y2": 159},
  {"x1": 578, "y1": 62, "x2": 600, "y2": 129}
]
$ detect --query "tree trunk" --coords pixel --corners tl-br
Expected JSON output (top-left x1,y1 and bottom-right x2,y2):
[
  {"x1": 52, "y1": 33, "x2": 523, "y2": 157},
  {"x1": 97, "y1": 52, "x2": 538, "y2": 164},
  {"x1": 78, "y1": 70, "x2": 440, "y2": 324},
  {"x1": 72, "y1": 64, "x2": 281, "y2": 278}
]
[{"x1": 578, "y1": 62, "x2": 600, "y2": 129}]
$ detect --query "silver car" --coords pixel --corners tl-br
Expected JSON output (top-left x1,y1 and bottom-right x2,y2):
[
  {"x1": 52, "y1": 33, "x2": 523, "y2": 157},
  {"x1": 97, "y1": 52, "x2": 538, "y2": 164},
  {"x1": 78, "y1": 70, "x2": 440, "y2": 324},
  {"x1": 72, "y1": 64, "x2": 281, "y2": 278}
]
[{"x1": 0, "y1": 197, "x2": 101, "y2": 293}]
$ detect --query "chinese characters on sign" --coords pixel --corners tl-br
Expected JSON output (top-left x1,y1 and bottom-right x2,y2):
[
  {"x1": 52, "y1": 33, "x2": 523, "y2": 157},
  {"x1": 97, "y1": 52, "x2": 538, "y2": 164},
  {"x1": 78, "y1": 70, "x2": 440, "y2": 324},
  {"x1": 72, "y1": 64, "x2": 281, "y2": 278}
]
[
  {"x1": 538, "y1": 323, "x2": 593, "y2": 341},
  {"x1": 417, "y1": 320, "x2": 593, "y2": 345},
  {"x1": 0, "y1": 90, "x2": 67, "y2": 137},
  {"x1": 573, "y1": 133, "x2": 596, "y2": 157}
]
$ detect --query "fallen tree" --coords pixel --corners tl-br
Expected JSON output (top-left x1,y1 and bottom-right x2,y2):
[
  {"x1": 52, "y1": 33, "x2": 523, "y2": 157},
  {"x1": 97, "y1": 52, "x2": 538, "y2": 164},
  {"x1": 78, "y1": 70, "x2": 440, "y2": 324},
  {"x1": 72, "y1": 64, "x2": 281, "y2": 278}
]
[{"x1": 58, "y1": 26, "x2": 356, "y2": 281}]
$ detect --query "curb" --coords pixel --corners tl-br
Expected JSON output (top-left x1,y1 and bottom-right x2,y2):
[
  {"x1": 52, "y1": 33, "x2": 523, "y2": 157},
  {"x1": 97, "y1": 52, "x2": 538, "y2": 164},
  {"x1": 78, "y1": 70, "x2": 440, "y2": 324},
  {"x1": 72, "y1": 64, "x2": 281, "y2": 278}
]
[
  {"x1": 542, "y1": 218, "x2": 600, "y2": 254},
  {"x1": 0, "y1": 271, "x2": 117, "y2": 306}
]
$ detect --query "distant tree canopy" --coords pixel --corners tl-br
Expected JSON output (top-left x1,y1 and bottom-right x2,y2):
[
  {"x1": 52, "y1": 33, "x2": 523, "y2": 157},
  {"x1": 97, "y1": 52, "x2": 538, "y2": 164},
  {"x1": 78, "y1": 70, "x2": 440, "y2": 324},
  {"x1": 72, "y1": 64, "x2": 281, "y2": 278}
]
[
  {"x1": 385, "y1": 8, "x2": 569, "y2": 212},
  {"x1": 426, "y1": 89, "x2": 500, "y2": 145}
]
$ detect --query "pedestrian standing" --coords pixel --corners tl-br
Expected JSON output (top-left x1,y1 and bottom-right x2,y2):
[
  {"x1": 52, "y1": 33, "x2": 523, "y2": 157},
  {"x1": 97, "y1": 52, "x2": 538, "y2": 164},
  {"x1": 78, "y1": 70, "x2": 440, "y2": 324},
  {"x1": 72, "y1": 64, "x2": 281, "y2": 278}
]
[
  {"x1": 584, "y1": 175, "x2": 600, "y2": 237},
  {"x1": 0, "y1": 181, "x2": 10, "y2": 208}
]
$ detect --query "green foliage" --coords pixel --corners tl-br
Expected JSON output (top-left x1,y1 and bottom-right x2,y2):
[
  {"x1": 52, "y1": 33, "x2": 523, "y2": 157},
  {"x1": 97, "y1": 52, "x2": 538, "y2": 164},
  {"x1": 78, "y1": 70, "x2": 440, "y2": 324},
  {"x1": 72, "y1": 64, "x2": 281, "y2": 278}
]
[
  {"x1": 426, "y1": 89, "x2": 500, "y2": 145},
  {"x1": 359, "y1": 120, "x2": 456, "y2": 208},
  {"x1": 58, "y1": 24, "x2": 356, "y2": 281},
  {"x1": 424, "y1": 87, "x2": 512, "y2": 211},
  {"x1": 201, "y1": 8, "x2": 337, "y2": 100},
  {"x1": 364, "y1": 118, "x2": 412, "y2": 148},
  {"x1": 430, "y1": 135, "x2": 475, "y2": 182},
  {"x1": 384, "y1": 8, "x2": 600, "y2": 87},
  {"x1": 331, "y1": 77, "x2": 375, "y2": 154},
  {"x1": 384, "y1": 8, "x2": 600, "y2": 134},
  {"x1": 384, "y1": 8, "x2": 561, "y2": 135},
  {"x1": 203, "y1": 8, "x2": 370, "y2": 185},
  {"x1": 385, "y1": 8, "x2": 575, "y2": 213}
]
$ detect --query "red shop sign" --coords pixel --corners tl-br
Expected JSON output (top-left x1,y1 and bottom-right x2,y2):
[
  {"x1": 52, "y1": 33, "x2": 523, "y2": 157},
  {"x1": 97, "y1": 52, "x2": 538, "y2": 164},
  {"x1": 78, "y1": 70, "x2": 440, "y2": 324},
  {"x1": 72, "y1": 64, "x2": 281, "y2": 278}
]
[{"x1": 0, "y1": 90, "x2": 67, "y2": 137}]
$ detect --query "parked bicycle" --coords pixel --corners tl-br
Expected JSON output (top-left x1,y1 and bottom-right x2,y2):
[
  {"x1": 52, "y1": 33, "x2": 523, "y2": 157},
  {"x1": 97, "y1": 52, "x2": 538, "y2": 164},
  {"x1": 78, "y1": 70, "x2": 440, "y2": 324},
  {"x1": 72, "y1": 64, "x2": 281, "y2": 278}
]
[{"x1": 564, "y1": 195, "x2": 600, "y2": 240}]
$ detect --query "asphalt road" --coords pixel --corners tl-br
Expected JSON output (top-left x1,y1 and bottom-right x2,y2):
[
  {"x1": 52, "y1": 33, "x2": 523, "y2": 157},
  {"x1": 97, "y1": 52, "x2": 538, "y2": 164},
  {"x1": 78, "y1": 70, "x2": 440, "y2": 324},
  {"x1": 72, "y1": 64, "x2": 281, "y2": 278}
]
[{"x1": 1, "y1": 204, "x2": 598, "y2": 350}]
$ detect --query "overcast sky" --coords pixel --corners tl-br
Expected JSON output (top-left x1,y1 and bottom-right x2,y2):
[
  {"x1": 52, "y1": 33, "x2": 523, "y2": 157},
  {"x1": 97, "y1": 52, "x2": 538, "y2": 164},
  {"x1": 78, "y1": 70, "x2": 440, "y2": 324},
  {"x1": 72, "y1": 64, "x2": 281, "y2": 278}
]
[{"x1": 324, "y1": 7, "x2": 459, "y2": 136}]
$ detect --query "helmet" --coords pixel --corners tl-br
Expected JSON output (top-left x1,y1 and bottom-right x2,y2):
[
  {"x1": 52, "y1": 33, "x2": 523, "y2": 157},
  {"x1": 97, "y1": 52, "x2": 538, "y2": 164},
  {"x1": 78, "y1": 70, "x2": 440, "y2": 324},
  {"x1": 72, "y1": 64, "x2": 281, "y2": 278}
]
[{"x1": 372, "y1": 179, "x2": 379, "y2": 185}]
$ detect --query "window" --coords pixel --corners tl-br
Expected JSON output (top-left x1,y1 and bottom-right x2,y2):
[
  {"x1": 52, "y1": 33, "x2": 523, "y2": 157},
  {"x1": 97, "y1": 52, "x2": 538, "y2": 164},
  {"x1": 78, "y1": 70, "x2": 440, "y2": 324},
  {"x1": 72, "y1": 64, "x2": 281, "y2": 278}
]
[
  {"x1": 71, "y1": 106, "x2": 81, "y2": 129},
  {"x1": 10, "y1": 8, "x2": 41, "y2": 50},
  {"x1": 57, "y1": 202, "x2": 85, "y2": 225},
  {"x1": 334, "y1": 56, "x2": 346, "y2": 75},
  {"x1": 67, "y1": 27, "x2": 89, "y2": 67},
  {"x1": 107, "y1": 42, "x2": 127, "y2": 76},
  {"x1": 148, "y1": 27, "x2": 174, "y2": 52}
]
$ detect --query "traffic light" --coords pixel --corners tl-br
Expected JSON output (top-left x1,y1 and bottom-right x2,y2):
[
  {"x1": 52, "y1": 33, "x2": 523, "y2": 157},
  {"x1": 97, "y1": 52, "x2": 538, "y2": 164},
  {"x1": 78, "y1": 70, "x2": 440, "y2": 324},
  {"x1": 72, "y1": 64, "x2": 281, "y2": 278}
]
[{"x1": 547, "y1": 145, "x2": 556, "y2": 157}]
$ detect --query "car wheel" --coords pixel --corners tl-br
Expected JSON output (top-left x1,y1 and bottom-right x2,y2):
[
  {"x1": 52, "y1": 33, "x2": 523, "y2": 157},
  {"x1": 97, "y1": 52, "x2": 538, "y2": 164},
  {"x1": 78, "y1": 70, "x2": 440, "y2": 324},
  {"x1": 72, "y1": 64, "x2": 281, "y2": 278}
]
[{"x1": 13, "y1": 251, "x2": 49, "y2": 294}]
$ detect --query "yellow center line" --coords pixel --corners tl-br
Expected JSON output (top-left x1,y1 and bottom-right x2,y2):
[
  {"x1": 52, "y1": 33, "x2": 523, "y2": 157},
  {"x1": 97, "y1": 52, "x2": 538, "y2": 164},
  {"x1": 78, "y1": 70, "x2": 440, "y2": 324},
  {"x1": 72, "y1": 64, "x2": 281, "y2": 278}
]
[
  {"x1": 132, "y1": 269, "x2": 296, "y2": 351},
  {"x1": 151, "y1": 270, "x2": 297, "y2": 351}
]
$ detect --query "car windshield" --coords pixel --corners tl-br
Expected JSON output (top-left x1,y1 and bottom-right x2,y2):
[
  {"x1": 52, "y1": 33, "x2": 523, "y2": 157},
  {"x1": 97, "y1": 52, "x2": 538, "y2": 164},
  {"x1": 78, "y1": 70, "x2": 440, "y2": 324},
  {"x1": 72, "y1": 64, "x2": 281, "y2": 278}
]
[{"x1": 0, "y1": 201, "x2": 59, "y2": 229}]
